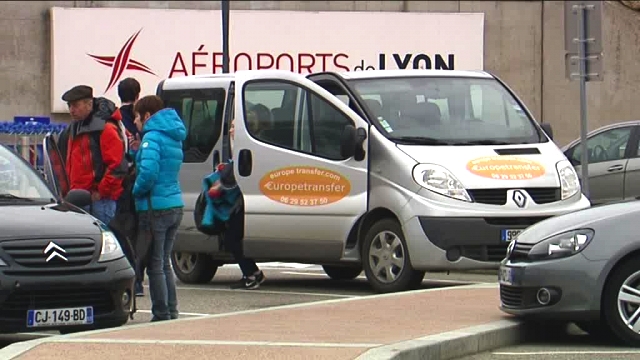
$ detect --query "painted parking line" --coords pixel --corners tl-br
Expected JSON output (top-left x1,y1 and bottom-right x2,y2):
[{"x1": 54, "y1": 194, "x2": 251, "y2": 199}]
[
  {"x1": 493, "y1": 351, "x2": 640, "y2": 355},
  {"x1": 15, "y1": 332, "x2": 55, "y2": 337},
  {"x1": 135, "y1": 309, "x2": 210, "y2": 317},
  {"x1": 279, "y1": 271, "x2": 490, "y2": 285},
  {"x1": 164, "y1": 284, "x2": 359, "y2": 298},
  {"x1": 51, "y1": 338, "x2": 383, "y2": 348}
]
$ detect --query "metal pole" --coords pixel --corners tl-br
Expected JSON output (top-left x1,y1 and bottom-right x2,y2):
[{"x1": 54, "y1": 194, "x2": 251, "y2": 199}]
[
  {"x1": 221, "y1": 0, "x2": 230, "y2": 73},
  {"x1": 577, "y1": 4, "x2": 590, "y2": 199}
]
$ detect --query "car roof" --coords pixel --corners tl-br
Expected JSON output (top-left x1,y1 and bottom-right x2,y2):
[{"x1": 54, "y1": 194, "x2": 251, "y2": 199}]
[
  {"x1": 561, "y1": 120, "x2": 640, "y2": 150},
  {"x1": 336, "y1": 69, "x2": 493, "y2": 80},
  {"x1": 161, "y1": 69, "x2": 493, "y2": 89}
]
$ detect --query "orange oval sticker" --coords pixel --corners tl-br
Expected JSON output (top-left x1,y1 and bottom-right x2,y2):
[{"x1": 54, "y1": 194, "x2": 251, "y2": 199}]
[
  {"x1": 466, "y1": 156, "x2": 546, "y2": 180},
  {"x1": 259, "y1": 166, "x2": 351, "y2": 206}
]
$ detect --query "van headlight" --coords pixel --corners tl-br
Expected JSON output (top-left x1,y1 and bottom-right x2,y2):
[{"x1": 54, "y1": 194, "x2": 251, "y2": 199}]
[
  {"x1": 556, "y1": 160, "x2": 581, "y2": 200},
  {"x1": 412, "y1": 164, "x2": 472, "y2": 202},
  {"x1": 0, "y1": 257, "x2": 6, "y2": 266},
  {"x1": 98, "y1": 230, "x2": 125, "y2": 263},
  {"x1": 528, "y1": 229, "x2": 594, "y2": 260}
]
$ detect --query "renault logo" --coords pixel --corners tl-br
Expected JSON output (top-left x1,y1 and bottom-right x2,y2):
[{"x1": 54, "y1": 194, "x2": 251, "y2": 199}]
[
  {"x1": 512, "y1": 190, "x2": 527, "y2": 208},
  {"x1": 44, "y1": 242, "x2": 68, "y2": 262}
]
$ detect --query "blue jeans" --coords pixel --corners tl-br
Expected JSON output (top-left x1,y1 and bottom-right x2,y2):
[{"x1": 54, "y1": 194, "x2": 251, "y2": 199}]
[
  {"x1": 84, "y1": 199, "x2": 117, "y2": 225},
  {"x1": 138, "y1": 208, "x2": 183, "y2": 321}
]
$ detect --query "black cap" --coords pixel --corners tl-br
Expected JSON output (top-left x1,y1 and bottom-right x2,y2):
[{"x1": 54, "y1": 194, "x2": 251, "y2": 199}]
[{"x1": 62, "y1": 85, "x2": 93, "y2": 102}]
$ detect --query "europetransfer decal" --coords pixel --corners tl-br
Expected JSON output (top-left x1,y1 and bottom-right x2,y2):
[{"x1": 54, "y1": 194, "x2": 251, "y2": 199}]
[
  {"x1": 259, "y1": 166, "x2": 351, "y2": 206},
  {"x1": 466, "y1": 156, "x2": 545, "y2": 180}
]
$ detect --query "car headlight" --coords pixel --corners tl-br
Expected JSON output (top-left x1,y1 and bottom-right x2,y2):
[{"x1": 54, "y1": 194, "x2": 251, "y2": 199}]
[
  {"x1": 0, "y1": 257, "x2": 6, "y2": 266},
  {"x1": 556, "y1": 160, "x2": 580, "y2": 200},
  {"x1": 412, "y1": 164, "x2": 472, "y2": 202},
  {"x1": 98, "y1": 230, "x2": 125, "y2": 263},
  {"x1": 528, "y1": 229, "x2": 594, "y2": 260}
]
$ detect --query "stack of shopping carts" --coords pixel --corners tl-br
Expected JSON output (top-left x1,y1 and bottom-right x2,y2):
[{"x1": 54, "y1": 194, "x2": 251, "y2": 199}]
[{"x1": 0, "y1": 116, "x2": 67, "y2": 174}]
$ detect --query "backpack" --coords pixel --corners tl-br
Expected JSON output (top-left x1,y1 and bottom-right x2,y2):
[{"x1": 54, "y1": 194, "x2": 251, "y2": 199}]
[{"x1": 89, "y1": 119, "x2": 131, "y2": 186}]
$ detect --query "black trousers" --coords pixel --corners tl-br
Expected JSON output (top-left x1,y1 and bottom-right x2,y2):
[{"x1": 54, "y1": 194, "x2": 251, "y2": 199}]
[{"x1": 223, "y1": 207, "x2": 259, "y2": 277}]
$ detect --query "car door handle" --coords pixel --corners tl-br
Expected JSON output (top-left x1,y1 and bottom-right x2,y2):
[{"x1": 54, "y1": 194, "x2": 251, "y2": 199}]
[
  {"x1": 238, "y1": 149, "x2": 253, "y2": 177},
  {"x1": 607, "y1": 164, "x2": 624, "y2": 172}
]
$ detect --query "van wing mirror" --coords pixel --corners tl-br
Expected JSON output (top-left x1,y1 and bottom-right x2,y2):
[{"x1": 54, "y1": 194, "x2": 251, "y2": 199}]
[
  {"x1": 354, "y1": 127, "x2": 367, "y2": 161},
  {"x1": 340, "y1": 125, "x2": 357, "y2": 159},
  {"x1": 541, "y1": 123, "x2": 553, "y2": 141}
]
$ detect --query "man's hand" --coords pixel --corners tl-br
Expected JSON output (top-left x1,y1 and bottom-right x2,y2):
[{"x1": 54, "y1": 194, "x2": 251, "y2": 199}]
[
  {"x1": 91, "y1": 191, "x2": 101, "y2": 202},
  {"x1": 129, "y1": 133, "x2": 141, "y2": 152}
]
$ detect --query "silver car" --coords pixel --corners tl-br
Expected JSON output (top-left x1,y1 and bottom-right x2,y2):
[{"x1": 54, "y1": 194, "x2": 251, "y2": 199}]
[
  {"x1": 499, "y1": 199, "x2": 640, "y2": 346},
  {"x1": 561, "y1": 120, "x2": 640, "y2": 205}
]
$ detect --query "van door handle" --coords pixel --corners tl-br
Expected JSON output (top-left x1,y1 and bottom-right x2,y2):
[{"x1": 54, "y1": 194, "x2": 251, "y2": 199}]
[
  {"x1": 607, "y1": 164, "x2": 624, "y2": 172},
  {"x1": 213, "y1": 150, "x2": 220, "y2": 169},
  {"x1": 238, "y1": 149, "x2": 252, "y2": 177}
]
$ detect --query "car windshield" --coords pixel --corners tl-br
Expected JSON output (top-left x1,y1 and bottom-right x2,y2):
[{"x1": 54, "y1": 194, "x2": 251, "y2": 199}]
[
  {"x1": 350, "y1": 76, "x2": 545, "y2": 145},
  {"x1": 0, "y1": 145, "x2": 55, "y2": 203}
]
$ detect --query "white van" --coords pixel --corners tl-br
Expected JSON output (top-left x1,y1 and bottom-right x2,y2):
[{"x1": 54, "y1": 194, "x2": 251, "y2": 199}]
[{"x1": 157, "y1": 69, "x2": 591, "y2": 293}]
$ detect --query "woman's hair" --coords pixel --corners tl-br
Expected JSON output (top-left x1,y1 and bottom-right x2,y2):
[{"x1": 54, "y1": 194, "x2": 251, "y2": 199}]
[{"x1": 134, "y1": 95, "x2": 165, "y2": 117}]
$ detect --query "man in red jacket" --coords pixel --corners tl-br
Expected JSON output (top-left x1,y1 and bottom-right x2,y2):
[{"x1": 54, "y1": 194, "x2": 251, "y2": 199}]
[{"x1": 58, "y1": 85, "x2": 127, "y2": 225}]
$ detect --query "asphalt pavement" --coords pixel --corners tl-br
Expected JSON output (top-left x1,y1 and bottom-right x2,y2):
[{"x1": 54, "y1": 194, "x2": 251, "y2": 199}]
[
  {"x1": 0, "y1": 264, "x2": 496, "y2": 350},
  {"x1": 455, "y1": 323, "x2": 640, "y2": 360}
]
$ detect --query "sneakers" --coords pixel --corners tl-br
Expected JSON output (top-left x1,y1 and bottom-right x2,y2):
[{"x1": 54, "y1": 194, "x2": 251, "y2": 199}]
[
  {"x1": 135, "y1": 281, "x2": 144, "y2": 297},
  {"x1": 230, "y1": 271, "x2": 265, "y2": 290}
]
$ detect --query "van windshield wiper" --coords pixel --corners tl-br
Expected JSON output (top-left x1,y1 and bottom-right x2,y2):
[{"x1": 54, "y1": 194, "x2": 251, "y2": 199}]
[
  {"x1": 454, "y1": 140, "x2": 514, "y2": 145},
  {"x1": 393, "y1": 136, "x2": 453, "y2": 145},
  {"x1": 0, "y1": 193, "x2": 35, "y2": 202}
]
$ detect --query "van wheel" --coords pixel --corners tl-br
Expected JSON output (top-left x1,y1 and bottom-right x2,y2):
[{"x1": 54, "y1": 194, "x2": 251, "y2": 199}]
[
  {"x1": 171, "y1": 251, "x2": 218, "y2": 284},
  {"x1": 362, "y1": 219, "x2": 425, "y2": 293},
  {"x1": 602, "y1": 256, "x2": 640, "y2": 346},
  {"x1": 322, "y1": 265, "x2": 362, "y2": 280}
]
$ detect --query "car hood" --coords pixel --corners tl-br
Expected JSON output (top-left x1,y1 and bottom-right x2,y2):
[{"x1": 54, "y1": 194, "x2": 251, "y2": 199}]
[
  {"x1": 515, "y1": 200, "x2": 640, "y2": 244},
  {"x1": 0, "y1": 202, "x2": 101, "y2": 240},
  {"x1": 397, "y1": 141, "x2": 567, "y2": 189}
]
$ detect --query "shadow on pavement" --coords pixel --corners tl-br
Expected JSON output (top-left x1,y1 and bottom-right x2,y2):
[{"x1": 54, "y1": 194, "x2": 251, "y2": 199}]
[{"x1": 206, "y1": 276, "x2": 476, "y2": 294}]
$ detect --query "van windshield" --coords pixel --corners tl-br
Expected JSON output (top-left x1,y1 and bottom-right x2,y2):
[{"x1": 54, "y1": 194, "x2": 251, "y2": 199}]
[{"x1": 350, "y1": 76, "x2": 546, "y2": 145}]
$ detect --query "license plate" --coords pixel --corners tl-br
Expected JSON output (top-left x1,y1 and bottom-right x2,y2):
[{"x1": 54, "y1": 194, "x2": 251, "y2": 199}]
[
  {"x1": 27, "y1": 306, "x2": 93, "y2": 328},
  {"x1": 499, "y1": 267, "x2": 514, "y2": 286},
  {"x1": 501, "y1": 229, "x2": 522, "y2": 242}
]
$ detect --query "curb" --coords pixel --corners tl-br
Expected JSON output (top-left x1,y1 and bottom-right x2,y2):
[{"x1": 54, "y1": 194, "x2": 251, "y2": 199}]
[{"x1": 356, "y1": 319, "x2": 525, "y2": 360}]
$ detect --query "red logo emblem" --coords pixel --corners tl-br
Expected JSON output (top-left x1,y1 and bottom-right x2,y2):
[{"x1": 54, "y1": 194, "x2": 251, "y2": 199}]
[{"x1": 87, "y1": 29, "x2": 156, "y2": 93}]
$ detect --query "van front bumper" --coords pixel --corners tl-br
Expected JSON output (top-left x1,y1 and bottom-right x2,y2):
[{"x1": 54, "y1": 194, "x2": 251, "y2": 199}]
[{"x1": 400, "y1": 192, "x2": 591, "y2": 271}]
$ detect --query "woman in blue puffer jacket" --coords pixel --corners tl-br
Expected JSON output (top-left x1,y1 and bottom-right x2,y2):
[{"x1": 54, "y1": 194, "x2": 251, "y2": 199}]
[{"x1": 131, "y1": 95, "x2": 186, "y2": 322}]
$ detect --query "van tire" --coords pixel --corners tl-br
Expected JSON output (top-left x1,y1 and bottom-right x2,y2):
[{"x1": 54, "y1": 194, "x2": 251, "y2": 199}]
[
  {"x1": 170, "y1": 251, "x2": 218, "y2": 284},
  {"x1": 362, "y1": 219, "x2": 425, "y2": 293},
  {"x1": 322, "y1": 265, "x2": 362, "y2": 280}
]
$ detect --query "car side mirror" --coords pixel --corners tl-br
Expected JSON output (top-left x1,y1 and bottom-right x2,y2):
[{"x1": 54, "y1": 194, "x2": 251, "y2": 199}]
[
  {"x1": 340, "y1": 125, "x2": 357, "y2": 159},
  {"x1": 64, "y1": 189, "x2": 92, "y2": 209},
  {"x1": 541, "y1": 123, "x2": 553, "y2": 141}
]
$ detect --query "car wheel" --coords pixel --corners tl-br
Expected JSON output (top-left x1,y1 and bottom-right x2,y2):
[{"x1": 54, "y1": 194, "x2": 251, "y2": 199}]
[
  {"x1": 362, "y1": 218, "x2": 425, "y2": 293},
  {"x1": 603, "y1": 257, "x2": 640, "y2": 346},
  {"x1": 322, "y1": 265, "x2": 362, "y2": 280},
  {"x1": 170, "y1": 251, "x2": 218, "y2": 284}
]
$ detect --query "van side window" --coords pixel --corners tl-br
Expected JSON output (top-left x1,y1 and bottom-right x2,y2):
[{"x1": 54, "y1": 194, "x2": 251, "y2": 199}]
[
  {"x1": 243, "y1": 81, "x2": 354, "y2": 161},
  {"x1": 162, "y1": 88, "x2": 225, "y2": 163}
]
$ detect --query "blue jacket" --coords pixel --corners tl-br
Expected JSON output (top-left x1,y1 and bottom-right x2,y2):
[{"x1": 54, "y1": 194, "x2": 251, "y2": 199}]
[
  {"x1": 132, "y1": 108, "x2": 186, "y2": 212},
  {"x1": 201, "y1": 162, "x2": 242, "y2": 229}
]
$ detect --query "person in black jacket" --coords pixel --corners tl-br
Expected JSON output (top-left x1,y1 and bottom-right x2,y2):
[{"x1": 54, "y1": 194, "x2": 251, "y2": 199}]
[
  {"x1": 117, "y1": 77, "x2": 146, "y2": 297},
  {"x1": 225, "y1": 117, "x2": 265, "y2": 290}
]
